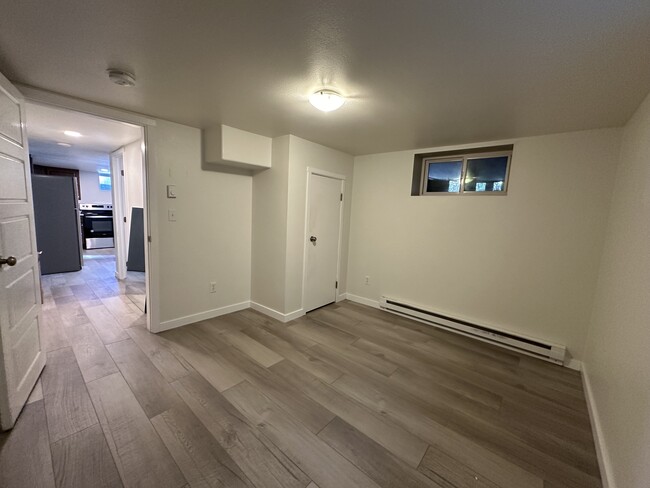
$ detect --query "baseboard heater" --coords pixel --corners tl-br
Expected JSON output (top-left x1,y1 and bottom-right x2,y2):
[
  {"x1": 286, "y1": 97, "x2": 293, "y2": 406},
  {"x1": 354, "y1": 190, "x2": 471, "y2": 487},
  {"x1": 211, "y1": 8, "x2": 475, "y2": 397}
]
[{"x1": 379, "y1": 296, "x2": 567, "y2": 365}]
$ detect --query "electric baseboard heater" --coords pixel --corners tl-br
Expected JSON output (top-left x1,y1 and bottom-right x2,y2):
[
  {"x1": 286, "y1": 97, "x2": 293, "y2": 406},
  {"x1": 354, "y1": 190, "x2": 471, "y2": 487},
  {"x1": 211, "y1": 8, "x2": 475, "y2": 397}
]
[{"x1": 379, "y1": 296, "x2": 567, "y2": 365}]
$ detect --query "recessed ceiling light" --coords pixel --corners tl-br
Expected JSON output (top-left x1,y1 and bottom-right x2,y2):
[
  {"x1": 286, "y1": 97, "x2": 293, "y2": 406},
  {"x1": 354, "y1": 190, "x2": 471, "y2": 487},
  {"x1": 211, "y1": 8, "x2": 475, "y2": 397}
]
[
  {"x1": 309, "y1": 89, "x2": 345, "y2": 112},
  {"x1": 63, "y1": 130, "x2": 82, "y2": 138},
  {"x1": 107, "y1": 69, "x2": 136, "y2": 87},
  {"x1": 56, "y1": 142, "x2": 72, "y2": 147}
]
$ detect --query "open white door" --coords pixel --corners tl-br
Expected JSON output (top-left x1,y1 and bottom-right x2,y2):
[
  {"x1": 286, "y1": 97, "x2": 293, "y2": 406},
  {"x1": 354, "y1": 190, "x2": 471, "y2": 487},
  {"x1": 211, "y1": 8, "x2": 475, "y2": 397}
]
[
  {"x1": 110, "y1": 148, "x2": 128, "y2": 280},
  {"x1": 0, "y1": 72, "x2": 46, "y2": 430},
  {"x1": 303, "y1": 170, "x2": 344, "y2": 313}
]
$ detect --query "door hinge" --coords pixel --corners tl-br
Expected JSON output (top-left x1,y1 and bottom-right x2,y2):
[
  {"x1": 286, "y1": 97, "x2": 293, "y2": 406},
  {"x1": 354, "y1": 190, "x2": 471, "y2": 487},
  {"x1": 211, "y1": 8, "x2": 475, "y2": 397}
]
[
  {"x1": 121, "y1": 169, "x2": 124, "y2": 176},
  {"x1": 123, "y1": 217, "x2": 127, "y2": 223},
  {"x1": 340, "y1": 193, "x2": 343, "y2": 201},
  {"x1": 335, "y1": 281, "x2": 338, "y2": 289},
  {"x1": 147, "y1": 236, "x2": 152, "y2": 243}
]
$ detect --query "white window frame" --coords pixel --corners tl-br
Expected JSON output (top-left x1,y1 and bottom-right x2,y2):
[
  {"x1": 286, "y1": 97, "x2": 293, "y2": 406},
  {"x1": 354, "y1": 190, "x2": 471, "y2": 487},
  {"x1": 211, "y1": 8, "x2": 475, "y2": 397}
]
[{"x1": 421, "y1": 150, "x2": 512, "y2": 196}]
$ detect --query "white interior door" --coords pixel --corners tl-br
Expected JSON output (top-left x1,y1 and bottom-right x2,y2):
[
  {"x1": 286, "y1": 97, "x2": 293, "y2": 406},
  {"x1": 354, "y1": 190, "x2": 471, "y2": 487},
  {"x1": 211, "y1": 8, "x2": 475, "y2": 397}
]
[
  {"x1": 110, "y1": 148, "x2": 127, "y2": 280},
  {"x1": 303, "y1": 171, "x2": 344, "y2": 313},
  {"x1": 0, "y1": 72, "x2": 45, "y2": 430}
]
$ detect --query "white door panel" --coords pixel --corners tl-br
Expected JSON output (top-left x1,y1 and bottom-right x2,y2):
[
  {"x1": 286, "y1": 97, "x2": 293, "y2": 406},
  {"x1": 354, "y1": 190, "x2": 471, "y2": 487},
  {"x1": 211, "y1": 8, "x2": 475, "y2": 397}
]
[
  {"x1": 304, "y1": 172, "x2": 343, "y2": 313},
  {"x1": 110, "y1": 148, "x2": 127, "y2": 280},
  {"x1": 0, "y1": 72, "x2": 45, "y2": 430},
  {"x1": 0, "y1": 90, "x2": 22, "y2": 145},
  {"x1": 0, "y1": 153, "x2": 28, "y2": 200}
]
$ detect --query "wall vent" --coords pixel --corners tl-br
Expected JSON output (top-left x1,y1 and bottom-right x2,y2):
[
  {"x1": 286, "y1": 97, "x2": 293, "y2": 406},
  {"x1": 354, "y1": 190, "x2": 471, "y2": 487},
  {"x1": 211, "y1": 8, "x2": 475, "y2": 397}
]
[{"x1": 379, "y1": 296, "x2": 567, "y2": 365}]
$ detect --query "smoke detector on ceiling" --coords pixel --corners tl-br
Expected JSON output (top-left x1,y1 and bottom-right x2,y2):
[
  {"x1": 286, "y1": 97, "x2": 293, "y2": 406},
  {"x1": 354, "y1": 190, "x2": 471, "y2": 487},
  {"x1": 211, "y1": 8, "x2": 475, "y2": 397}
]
[{"x1": 107, "y1": 69, "x2": 136, "y2": 87}]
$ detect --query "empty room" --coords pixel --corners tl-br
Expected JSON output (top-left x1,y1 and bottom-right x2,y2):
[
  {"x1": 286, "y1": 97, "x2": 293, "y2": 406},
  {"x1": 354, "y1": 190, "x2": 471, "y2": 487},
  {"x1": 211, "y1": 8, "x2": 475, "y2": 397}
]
[{"x1": 0, "y1": 2, "x2": 648, "y2": 488}]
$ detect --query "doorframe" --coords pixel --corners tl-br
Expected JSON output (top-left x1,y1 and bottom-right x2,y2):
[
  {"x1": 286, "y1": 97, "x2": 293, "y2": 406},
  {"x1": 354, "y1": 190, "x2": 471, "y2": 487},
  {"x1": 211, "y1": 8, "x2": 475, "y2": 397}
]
[
  {"x1": 110, "y1": 147, "x2": 128, "y2": 280},
  {"x1": 301, "y1": 167, "x2": 346, "y2": 313},
  {"x1": 19, "y1": 85, "x2": 160, "y2": 332}
]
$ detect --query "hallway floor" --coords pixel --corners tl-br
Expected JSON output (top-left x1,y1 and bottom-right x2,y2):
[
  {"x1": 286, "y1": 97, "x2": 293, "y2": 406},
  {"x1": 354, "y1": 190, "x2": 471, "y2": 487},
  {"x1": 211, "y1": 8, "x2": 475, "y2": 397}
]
[{"x1": 0, "y1": 273, "x2": 601, "y2": 487}]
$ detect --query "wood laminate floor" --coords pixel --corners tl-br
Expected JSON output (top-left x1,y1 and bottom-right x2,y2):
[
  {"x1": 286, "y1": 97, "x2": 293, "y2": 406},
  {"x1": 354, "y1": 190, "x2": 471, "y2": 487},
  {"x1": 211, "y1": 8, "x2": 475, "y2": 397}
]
[{"x1": 0, "y1": 255, "x2": 601, "y2": 488}]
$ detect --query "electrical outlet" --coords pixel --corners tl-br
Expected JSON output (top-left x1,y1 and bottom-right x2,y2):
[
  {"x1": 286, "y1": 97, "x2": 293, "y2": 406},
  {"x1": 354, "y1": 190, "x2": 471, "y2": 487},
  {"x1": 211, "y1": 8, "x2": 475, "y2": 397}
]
[
  {"x1": 365, "y1": 276, "x2": 370, "y2": 285},
  {"x1": 168, "y1": 209, "x2": 177, "y2": 222},
  {"x1": 209, "y1": 281, "x2": 217, "y2": 293}
]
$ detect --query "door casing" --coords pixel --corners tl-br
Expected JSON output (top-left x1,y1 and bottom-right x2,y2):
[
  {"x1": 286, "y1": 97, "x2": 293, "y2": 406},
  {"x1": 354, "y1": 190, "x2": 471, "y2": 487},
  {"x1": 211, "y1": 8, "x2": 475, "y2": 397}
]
[
  {"x1": 110, "y1": 147, "x2": 128, "y2": 280},
  {"x1": 18, "y1": 85, "x2": 160, "y2": 332}
]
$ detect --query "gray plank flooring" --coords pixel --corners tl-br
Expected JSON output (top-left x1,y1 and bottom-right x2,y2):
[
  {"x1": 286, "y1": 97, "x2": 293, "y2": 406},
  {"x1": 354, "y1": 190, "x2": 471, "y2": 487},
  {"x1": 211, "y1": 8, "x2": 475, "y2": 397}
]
[
  {"x1": 0, "y1": 251, "x2": 602, "y2": 488},
  {"x1": 0, "y1": 401, "x2": 55, "y2": 488},
  {"x1": 50, "y1": 424, "x2": 122, "y2": 488},
  {"x1": 151, "y1": 405, "x2": 253, "y2": 488},
  {"x1": 40, "y1": 347, "x2": 98, "y2": 443}
]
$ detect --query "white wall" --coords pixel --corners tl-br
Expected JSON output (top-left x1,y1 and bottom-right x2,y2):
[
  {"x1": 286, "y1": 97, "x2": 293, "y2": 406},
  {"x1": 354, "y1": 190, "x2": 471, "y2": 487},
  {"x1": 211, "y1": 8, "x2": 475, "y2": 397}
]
[
  {"x1": 347, "y1": 129, "x2": 621, "y2": 360},
  {"x1": 148, "y1": 120, "x2": 252, "y2": 328},
  {"x1": 251, "y1": 135, "x2": 290, "y2": 313},
  {"x1": 285, "y1": 135, "x2": 354, "y2": 313},
  {"x1": 250, "y1": 135, "x2": 354, "y2": 317},
  {"x1": 79, "y1": 169, "x2": 112, "y2": 204},
  {"x1": 122, "y1": 139, "x2": 144, "y2": 251},
  {"x1": 148, "y1": 127, "x2": 351, "y2": 327},
  {"x1": 582, "y1": 93, "x2": 650, "y2": 488}
]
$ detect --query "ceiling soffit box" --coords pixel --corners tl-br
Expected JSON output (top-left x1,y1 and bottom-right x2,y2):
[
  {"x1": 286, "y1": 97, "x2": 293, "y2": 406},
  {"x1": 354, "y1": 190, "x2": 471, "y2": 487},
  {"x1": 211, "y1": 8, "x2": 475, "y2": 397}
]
[{"x1": 203, "y1": 124, "x2": 272, "y2": 171}]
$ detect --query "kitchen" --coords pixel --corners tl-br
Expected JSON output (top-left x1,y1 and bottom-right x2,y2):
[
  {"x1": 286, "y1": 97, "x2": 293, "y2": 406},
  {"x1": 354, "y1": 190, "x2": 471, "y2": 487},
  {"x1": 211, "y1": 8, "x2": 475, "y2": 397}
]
[{"x1": 27, "y1": 102, "x2": 147, "y2": 311}]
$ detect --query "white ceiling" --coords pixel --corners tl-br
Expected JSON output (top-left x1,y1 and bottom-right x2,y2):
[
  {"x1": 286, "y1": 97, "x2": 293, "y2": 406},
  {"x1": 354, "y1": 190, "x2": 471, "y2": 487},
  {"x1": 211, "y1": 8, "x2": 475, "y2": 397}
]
[
  {"x1": 2, "y1": 1, "x2": 650, "y2": 155},
  {"x1": 26, "y1": 103, "x2": 141, "y2": 172}
]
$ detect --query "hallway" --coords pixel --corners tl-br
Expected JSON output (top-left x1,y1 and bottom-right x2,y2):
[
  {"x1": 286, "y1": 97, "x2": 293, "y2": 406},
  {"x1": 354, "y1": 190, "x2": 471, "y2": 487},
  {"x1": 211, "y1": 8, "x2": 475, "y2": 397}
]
[{"x1": 42, "y1": 249, "x2": 146, "y2": 314}]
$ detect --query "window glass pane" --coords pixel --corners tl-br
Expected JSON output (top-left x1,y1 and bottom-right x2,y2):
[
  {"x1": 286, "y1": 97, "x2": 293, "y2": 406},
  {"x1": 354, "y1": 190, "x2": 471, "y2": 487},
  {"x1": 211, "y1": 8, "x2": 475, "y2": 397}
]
[
  {"x1": 425, "y1": 160, "x2": 463, "y2": 193},
  {"x1": 98, "y1": 174, "x2": 112, "y2": 191},
  {"x1": 464, "y1": 156, "x2": 508, "y2": 192}
]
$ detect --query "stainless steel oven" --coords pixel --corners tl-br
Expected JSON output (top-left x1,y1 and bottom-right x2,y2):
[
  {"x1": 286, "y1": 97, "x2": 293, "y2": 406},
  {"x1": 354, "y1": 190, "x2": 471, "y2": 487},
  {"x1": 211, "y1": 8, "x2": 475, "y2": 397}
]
[{"x1": 80, "y1": 203, "x2": 114, "y2": 249}]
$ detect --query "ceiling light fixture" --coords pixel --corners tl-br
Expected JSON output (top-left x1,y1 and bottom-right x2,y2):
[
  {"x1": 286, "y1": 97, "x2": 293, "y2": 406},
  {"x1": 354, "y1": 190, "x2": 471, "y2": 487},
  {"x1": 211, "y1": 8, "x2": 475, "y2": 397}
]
[
  {"x1": 63, "y1": 130, "x2": 82, "y2": 138},
  {"x1": 56, "y1": 142, "x2": 72, "y2": 147},
  {"x1": 107, "y1": 69, "x2": 136, "y2": 87},
  {"x1": 309, "y1": 89, "x2": 345, "y2": 112}
]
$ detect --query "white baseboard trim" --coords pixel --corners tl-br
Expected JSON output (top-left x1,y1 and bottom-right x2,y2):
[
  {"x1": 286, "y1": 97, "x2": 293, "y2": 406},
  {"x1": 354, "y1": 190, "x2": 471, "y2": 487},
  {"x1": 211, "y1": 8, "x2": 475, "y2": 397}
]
[
  {"x1": 250, "y1": 301, "x2": 305, "y2": 323},
  {"x1": 336, "y1": 293, "x2": 348, "y2": 302},
  {"x1": 566, "y1": 358, "x2": 583, "y2": 371},
  {"x1": 346, "y1": 293, "x2": 380, "y2": 308},
  {"x1": 284, "y1": 308, "x2": 305, "y2": 322},
  {"x1": 582, "y1": 363, "x2": 614, "y2": 488},
  {"x1": 157, "y1": 301, "x2": 251, "y2": 332}
]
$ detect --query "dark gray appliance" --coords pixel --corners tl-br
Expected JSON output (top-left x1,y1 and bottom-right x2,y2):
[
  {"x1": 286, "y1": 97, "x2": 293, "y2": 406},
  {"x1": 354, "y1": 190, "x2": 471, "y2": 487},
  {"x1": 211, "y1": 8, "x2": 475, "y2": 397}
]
[
  {"x1": 127, "y1": 207, "x2": 145, "y2": 272},
  {"x1": 31, "y1": 174, "x2": 83, "y2": 275},
  {"x1": 80, "y1": 203, "x2": 114, "y2": 249}
]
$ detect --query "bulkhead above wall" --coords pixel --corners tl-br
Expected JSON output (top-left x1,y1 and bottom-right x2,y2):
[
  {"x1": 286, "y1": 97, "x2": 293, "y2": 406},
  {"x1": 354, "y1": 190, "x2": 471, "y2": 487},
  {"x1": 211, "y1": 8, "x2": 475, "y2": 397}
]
[{"x1": 202, "y1": 124, "x2": 272, "y2": 174}]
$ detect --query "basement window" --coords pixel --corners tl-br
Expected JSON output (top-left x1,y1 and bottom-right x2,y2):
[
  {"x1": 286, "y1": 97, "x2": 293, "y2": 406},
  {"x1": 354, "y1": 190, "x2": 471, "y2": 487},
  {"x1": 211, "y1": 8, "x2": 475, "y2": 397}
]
[
  {"x1": 98, "y1": 174, "x2": 112, "y2": 191},
  {"x1": 411, "y1": 145, "x2": 513, "y2": 196}
]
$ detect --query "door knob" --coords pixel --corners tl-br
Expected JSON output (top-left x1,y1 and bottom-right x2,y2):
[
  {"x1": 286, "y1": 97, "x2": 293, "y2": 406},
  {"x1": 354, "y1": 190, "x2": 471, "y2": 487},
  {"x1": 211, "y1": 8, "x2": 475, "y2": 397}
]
[
  {"x1": 0, "y1": 256, "x2": 17, "y2": 266},
  {"x1": 309, "y1": 236, "x2": 317, "y2": 243}
]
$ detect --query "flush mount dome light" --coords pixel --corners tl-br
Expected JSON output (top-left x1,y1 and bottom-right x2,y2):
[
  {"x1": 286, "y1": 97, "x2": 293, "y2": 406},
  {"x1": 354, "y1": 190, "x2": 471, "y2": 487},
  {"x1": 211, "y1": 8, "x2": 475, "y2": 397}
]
[
  {"x1": 309, "y1": 89, "x2": 345, "y2": 112},
  {"x1": 63, "y1": 130, "x2": 82, "y2": 137},
  {"x1": 107, "y1": 69, "x2": 136, "y2": 87}
]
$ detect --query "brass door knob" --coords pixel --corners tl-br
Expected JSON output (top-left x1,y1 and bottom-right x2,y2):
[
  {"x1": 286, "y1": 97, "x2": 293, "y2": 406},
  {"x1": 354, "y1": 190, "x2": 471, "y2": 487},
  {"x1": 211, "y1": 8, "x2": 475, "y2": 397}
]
[{"x1": 0, "y1": 256, "x2": 17, "y2": 266}]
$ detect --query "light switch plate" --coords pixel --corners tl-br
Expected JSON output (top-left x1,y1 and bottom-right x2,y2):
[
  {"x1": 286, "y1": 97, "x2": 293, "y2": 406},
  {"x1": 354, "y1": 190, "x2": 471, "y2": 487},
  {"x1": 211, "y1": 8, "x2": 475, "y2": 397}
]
[
  {"x1": 168, "y1": 209, "x2": 177, "y2": 222},
  {"x1": 167, "y1": 185, "x2": 177, "y2": 198}
]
